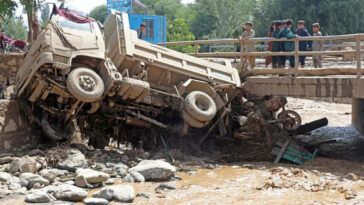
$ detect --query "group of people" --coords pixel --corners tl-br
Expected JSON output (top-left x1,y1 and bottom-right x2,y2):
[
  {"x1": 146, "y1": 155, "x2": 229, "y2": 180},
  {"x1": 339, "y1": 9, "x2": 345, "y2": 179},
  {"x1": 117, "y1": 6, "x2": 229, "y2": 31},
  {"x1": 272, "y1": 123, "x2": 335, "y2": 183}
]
[
  {"x1": 239, "y1": 20, "x2": 324, "y2": 69},
  {"x1": 0, "y1": 31, "x2": 28, "y2": 53}
]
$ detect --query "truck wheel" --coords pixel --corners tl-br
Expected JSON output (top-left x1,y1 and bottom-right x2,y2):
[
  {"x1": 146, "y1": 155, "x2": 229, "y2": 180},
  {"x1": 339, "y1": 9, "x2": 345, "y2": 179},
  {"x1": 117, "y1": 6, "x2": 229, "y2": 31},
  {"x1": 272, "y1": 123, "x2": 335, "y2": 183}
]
[
  {"x1": 183, "y1": 111, "x2": 208, "y2": 128},
  {"x1": 66, "y1": 67, "x2": 105, "y2": 103},
  {"x1": 278, "y1": 110, "x2": 302, "y2": 131},
  {"x1": 185, "y1": 91, "x2": 217, "y2": 122}
]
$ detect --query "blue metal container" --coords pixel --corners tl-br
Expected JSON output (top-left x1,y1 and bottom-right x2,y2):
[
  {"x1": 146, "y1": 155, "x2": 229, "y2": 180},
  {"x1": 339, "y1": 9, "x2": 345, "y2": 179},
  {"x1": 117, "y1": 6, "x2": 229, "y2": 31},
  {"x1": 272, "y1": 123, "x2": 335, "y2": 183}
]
[
  {"x1": 129, "y1": 14, "x2": 166, "y2": 44},
  {"x1": 107, "y1": 0, "x2": 167, "y2": 43}
]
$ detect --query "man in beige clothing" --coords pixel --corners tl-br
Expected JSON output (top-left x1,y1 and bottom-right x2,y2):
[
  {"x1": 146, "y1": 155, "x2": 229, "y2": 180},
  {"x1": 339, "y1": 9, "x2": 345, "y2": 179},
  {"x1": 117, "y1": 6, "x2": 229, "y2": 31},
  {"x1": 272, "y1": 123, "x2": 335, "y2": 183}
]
[{"x1": 240, "y1": 22, "x2": 256, "y2": 69}]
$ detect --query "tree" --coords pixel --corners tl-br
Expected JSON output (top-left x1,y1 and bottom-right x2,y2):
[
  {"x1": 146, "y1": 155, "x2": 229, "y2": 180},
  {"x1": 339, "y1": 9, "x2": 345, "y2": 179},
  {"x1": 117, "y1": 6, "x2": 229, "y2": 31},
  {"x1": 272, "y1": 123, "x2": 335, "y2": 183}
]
[
  {"x1": 167, "y1": 18, "x2": 195, "y2": 53},
  {"x1": 89, "y1": 5, "x2": 107, "y2": 23},
  {"x1": 2, "y1": 16, "x2": 27, "y2": 40},
  {"x1": 252, "y1": 0, "x2": 364, "y2": 36},
  {"x1": 191, "y1": 0, "x2": 255, "y2": 39},
  {"x1": 40, "y1": 4, "x2": 50, "y2": 29},
  {"x1": 0, "y1": 0, "x2": 17, "y2": 20}
]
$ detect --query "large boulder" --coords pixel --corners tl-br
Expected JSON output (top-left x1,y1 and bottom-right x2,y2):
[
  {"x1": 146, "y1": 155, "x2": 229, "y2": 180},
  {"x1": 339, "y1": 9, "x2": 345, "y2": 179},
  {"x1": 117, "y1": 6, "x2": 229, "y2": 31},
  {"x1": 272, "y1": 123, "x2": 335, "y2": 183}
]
[
  {"x1": 76, "y1": 168, "x2": 110, "y2": 183},
  {"x1": 9, "y1": 156, "x2": 37, "y2": 174},
  {"x1": 93, "y1": 185, "x2": 134, "y2": 202},
  {"x1": 57, "y1": 149, "x2": 88, "y2": 172},
  {"x1": 19, "y1": 173, "x2": 49, "y2": 189},
  {"x1": 25, "y1": 190, "x2": 56, "y2": 203},
  {"x1": 44, "y1": 184, "x2": 88, "y2": 202},
  {"x1": 129, "y1": 160, "x2": 176, "y2": 181}
]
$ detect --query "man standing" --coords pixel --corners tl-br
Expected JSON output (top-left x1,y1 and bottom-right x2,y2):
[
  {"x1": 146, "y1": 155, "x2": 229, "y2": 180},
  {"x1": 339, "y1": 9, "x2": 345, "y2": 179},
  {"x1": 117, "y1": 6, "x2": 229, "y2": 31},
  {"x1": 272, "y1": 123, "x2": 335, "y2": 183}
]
[
  {"x1": 312, "y1": 23, "x2": 324, "y2": 68},
  {"x1": 240, "y1": 22, "x2": 256, "y2": 69},
  {"x1": 296, "y1": 20, "x2": 311, "y2": 68},
  {"x1": 272, "y1": 20, "x2": 283, "y2": 69},
  {"x1": 137, "y1": 23, "x2": 146, "y2": 39},
  {"x1": 279, "y1": 19, "x2": 296, "y2": 68}
]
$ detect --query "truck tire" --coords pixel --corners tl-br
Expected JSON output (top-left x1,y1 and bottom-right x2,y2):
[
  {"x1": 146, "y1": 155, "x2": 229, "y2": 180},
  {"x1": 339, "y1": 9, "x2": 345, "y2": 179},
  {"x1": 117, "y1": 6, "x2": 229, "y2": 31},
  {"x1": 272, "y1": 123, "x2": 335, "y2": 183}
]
[
  {"x1": 183, "y1": 111, "x2": 208, "y2": 128},
  {"x1": 66, "y1": 67, "x2": 105, "y2": 103},
  {"x1": 185, "y1": 91, "x2": 217, "y2": 122}
]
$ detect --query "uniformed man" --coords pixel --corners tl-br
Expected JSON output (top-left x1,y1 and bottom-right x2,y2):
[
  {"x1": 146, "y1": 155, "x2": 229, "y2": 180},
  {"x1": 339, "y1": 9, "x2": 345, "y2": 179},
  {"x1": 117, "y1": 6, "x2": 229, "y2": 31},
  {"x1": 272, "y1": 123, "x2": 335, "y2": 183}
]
[
  {"x1": 278, "y1": 19, "x2": 296, "y2": 68},
  {"x1": 296, "y1": 20, "x2": 311, "y2": 68},
  {"x1": 312, "y1": 23, "x2": 324, "y2": 68},
  {"x1": 240, "y1": 22, "x2": 256, "y2": 69},
  {"x1": 137, "y1": 23, "x2": 146, "y2": 39},
  {"x1": 272, "y1": 20, "x2": 283, "y2": 69}
]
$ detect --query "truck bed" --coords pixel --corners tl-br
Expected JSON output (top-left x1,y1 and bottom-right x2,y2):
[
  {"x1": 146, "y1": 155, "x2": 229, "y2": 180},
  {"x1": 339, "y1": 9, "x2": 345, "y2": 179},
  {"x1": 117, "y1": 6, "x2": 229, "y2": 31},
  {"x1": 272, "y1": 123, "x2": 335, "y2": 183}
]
[{"x1": 103, "y1": 10, "x2": 241, "y2": 92}]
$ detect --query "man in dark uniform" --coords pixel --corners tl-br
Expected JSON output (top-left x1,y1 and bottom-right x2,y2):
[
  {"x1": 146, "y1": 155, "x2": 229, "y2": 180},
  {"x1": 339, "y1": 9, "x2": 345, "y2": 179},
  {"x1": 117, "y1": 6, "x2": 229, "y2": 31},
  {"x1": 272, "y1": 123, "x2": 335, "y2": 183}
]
[
  {"x1": 278, "y1": 19, "x2": 296, "y2": 68},
  {"x1": 296, "y1": 20, "x2": 311, "y2": 68},
  {"x1": 272, "y1": 20, "x2": 283, "y2": 68},
  {"x1": 137, "y1": 23, "x2": 146, "y2": 39}
]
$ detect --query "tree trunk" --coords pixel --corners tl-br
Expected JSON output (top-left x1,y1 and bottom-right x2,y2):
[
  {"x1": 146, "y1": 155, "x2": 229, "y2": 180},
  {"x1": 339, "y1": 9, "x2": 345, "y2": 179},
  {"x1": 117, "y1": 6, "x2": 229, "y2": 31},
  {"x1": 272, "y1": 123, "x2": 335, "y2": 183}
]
[
  {"x1": 27, "y1": 13, "x2": 33, "y2": 43},
  {"x1": 32, "y1": 3, "x2": 40, "y2": 41}
]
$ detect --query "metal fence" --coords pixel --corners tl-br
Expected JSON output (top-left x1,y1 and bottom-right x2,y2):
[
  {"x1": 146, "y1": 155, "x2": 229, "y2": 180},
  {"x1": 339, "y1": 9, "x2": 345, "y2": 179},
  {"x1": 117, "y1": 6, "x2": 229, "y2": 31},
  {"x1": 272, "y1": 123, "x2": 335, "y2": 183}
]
[{"x1": 158, "y1": 34, "x2": 364, "y2": 78}]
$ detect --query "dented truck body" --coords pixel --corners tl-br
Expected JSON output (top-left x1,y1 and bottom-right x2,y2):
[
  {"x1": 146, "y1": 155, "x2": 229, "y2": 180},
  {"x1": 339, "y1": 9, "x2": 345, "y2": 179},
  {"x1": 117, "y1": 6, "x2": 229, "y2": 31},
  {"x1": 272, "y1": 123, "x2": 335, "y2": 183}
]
[{"x1": 15, "y1": 8, "x2": 242, "y2": 148}]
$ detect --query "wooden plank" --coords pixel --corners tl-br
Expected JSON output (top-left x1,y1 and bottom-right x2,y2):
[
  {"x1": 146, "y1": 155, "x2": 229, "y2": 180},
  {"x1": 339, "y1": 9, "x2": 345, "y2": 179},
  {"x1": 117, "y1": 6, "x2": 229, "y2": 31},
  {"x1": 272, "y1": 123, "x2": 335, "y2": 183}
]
[
  {"x1": 274, "y1": 140, "x2": 290, "y2": 164},
  {"x1": 249, "y1": 68, "x2": 363, "y2": 76}
]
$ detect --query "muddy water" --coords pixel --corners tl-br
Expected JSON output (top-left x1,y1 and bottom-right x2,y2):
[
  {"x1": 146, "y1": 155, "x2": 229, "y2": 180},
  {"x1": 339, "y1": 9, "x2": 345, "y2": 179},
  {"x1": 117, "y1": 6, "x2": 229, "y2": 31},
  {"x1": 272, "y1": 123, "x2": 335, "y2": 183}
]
[{"x1": 77, "y1": 163, "x2": 364, "y2": 205}]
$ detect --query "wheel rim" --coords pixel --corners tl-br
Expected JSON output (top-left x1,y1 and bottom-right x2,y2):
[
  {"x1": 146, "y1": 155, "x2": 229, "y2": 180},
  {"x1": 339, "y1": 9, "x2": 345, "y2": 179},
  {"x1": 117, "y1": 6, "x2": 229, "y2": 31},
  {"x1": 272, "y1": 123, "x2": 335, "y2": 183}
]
[{"x1": 78, "y1": 75, "x2": 96, "y2": 92}]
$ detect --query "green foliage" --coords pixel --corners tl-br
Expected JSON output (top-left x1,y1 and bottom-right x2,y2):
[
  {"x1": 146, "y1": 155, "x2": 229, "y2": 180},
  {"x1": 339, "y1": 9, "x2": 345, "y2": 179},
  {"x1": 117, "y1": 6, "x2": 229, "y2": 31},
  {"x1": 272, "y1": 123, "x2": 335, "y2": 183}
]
[
  {"x1": 253, "y1": 0, "x2": 364, "y2": 36},
  {"x1": 0, "y1": 0, "x2": 17, "y2": 20},
  {"x1": 191, "y1": 0, "x2": 254, "y2": 39},
  {"x1": 2, "y1": 16, "x2": 27, "y2": 40},
  {"x1": 41, "y1": 5, "x2": 50, "y2": 29},
  {"x1": 167, "y1": 18, "x2": 195, "y2": 53},
  {"x1": 89, "y1": 5, "x2": 107, "y2": 23}
]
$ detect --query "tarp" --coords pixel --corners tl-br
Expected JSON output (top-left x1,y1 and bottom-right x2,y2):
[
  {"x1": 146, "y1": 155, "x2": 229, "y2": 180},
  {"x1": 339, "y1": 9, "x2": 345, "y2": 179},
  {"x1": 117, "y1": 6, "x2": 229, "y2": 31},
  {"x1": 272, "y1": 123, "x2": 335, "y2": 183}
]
[{"x1": 52, "y1": 4, "x2": 93, "y2": 24}]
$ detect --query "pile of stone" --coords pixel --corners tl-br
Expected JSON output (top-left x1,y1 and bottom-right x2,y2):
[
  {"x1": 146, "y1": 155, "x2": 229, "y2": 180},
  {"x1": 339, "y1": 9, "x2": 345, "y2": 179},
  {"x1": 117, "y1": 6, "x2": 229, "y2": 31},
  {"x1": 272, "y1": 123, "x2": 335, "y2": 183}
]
[{"x1": 0, "y1": 147, "x2": 177, "y2": 204}]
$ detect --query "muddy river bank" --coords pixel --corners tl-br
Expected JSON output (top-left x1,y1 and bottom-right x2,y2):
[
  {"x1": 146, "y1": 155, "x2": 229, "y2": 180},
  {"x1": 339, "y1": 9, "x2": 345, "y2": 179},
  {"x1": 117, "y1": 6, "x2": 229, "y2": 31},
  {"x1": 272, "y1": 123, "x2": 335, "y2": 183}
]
[{"x1": 2, "y1": 97, "x2": 364, "y2": 205}]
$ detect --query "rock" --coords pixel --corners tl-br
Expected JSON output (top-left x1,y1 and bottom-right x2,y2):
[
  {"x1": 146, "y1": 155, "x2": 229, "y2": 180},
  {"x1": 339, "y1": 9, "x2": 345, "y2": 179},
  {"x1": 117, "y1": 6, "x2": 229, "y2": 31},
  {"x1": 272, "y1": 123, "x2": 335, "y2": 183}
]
[
  {"x1": 155, "y1": 184, "x2": 176, "y2": 191},
  {"x1": 242, "y1": 164, "x2": 254, "y2": 169},
  {"x1": 122, "y1": 174, "x2": 134, "y2": 183},
  {"x1": 129, "y1": 160, "x2": 176, "y2": 181},
  {"x1": 346, "y1": 173, "x2": 359, "y2": 181},
  {"x1": 65, "y1": 181, "x2": 75, "y2": 185},
  {"x1": 33, "y1": 183, "x2": 42, "y2": 189},
  {"x1": 57, "y1": 149, "x2": 88, "y2": 172},
  {"x1": 39, "y1": 169, "x2": 65, "y2": 183},
  {"x1": 106, "y1": 162, "x2": 128, "y2": 170},
  {"x1": 75, "y1": 175, "x2": 88, "y2": 188},
  {"x1": 9, "y1": 156, "x2": 37, "y2": 174},
  {"x1": 84, "y1": 197, "x2": 109, "y2": 205},
  {"x1": 130, "y1": 171, "x2": 145, "y2": 182},
  {"x1": 93, "y1": 185, "x2": 134, "y2": 202},
  {"x1": 45, "y1": 184, "x2": 88, "y2": 202},
  {"x1": 19, "y1": 173, "x2": 49, "y2": 189},
  {"x1": 25, "y1": 190, "x2": 56, "y2": 203},
  {"x1": 168, "y1": 174, "x2": 182, "y2": 181},
  {"x1": 116, "y1": 167, "x2": 127, "y2": 178},
  {"x1": 105, "y1": 178, "x2": 115, "y2": 185},
  {"x1": 0, "y1": 172, "x2": 12, "y2": 182},
  {"x1": 76, "y1": 168, "x2": 110, "y2": 183},
  {"x1": 136, "y1": 192, "x2": 149, "y2": 199},
  {"x1": 205, "y1": 164, "x2": 216, "y2": 169},
  {"x1": 9, "y1": 176, "x2": 28, "y2": 188},
  {"x1": 0, "y1": 156, "x2": 13, "y2": 165},
  {"x1": 8, "y1": 182, "x2": 21, "y2": 190}
]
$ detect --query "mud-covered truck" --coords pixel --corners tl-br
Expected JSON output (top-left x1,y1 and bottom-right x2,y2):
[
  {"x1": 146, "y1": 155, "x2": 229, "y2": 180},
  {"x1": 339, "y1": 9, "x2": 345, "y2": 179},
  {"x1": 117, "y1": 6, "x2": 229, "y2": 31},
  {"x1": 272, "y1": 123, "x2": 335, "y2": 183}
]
[{"x1": 15, "y1": 7, "x2": 242, "y2": 148}]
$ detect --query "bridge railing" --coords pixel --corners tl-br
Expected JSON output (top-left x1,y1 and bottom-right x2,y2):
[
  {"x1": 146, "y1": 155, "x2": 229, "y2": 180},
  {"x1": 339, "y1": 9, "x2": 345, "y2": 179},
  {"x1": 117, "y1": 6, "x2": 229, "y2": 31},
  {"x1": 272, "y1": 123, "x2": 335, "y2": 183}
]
[{"x1": 158, "y1": 34, "x2": 364, "y2": 78}]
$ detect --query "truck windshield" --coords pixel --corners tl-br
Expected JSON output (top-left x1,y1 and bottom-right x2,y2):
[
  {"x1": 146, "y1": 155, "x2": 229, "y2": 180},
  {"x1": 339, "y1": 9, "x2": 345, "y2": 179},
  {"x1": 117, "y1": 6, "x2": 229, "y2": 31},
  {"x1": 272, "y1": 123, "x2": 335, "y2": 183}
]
[{"x1": 57, "y1": 16, "x2": 92, "y2": 32}]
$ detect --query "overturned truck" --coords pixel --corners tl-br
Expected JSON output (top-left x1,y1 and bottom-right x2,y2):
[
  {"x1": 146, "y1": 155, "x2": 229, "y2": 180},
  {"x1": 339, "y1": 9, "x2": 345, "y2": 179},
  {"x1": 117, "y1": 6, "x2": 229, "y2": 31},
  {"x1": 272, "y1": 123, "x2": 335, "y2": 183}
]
[{"x1": 15, "y1": 8, "x2": 241, "y2": 148}]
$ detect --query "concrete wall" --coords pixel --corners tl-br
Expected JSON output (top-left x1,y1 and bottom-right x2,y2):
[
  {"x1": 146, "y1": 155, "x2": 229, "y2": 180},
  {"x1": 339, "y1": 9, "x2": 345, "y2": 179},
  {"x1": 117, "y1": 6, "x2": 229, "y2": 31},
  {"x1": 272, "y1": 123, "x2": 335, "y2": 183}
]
[
  {"x1": 0, "y1": 99, "x2": 37, "y2": 151},
  {"x1": 0, "y1": 54, "x2": 35, "y2": 152},
  {"x1": 0, "y1": 53, "x2": 24, "y2": 83}
]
